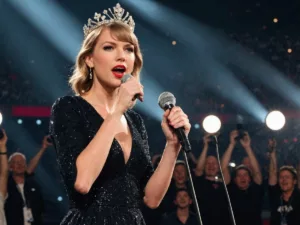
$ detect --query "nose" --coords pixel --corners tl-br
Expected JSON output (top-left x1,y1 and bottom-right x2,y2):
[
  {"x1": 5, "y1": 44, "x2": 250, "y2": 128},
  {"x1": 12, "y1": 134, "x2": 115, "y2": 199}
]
[{"x1": 116, "y1": 48, "x2": 126, "y2": 62}]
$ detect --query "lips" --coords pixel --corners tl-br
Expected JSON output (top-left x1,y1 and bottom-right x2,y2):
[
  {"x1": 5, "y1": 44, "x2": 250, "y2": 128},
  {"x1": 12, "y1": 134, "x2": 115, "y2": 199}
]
[{"x1": 112, "y1": 65, "x2": 126, "y2": 78}]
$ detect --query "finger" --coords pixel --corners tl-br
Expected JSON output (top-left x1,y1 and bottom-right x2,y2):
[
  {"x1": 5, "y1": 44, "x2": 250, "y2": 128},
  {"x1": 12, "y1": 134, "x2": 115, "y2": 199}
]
[
  {"x1": 132, "y1": 86, "x2": 144, "y2": 102},
  {"x1": 168, "y1": 109, "x2": 187, "y2": 121},
  {"x1": 169, "y1": 115, "x2": 188, "y2": 127},
  {"x1": 162, "y1": 109, "x2": 171, "y2": 123},
  {"x1": 172, "y1": 118, "x2": 190, "y2": 129},
  {"x1": 168, "y1": 106, "x2": 182, "y2": 119}
]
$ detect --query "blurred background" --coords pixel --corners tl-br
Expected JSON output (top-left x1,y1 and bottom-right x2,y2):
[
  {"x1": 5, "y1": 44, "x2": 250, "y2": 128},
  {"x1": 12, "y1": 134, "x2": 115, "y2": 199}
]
[{"x1": 1, "y1": 0, "x2": 300, "y2": 224}]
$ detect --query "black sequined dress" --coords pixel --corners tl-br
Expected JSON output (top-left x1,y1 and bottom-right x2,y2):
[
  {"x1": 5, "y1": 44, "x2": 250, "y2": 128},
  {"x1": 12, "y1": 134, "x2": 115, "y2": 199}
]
[{"x1": 49, "y1": 96, "x2": 154, "y2": 225}]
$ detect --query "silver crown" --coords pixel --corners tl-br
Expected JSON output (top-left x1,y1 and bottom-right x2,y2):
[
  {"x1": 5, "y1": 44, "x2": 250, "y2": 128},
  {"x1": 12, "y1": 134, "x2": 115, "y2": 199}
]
[{"x1": 83, "y1": 3, "x2": 135, "y2": 37}]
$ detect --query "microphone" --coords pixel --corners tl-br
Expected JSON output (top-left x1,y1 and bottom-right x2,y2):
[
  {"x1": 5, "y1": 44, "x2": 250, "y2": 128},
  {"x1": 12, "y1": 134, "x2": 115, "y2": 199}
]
[
  {"x1": 121, "y1": 74, "x2": 142, "y2": 102},
  {"x1": 158, "y1": 92, "x2": 191, "y2": 152}
]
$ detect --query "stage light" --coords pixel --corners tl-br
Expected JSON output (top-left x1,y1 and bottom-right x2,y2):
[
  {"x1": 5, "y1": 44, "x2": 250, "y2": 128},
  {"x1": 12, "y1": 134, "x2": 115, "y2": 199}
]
[
  {"x1": 17, "y1": 119, "x2": 23, "y2": 124},
  {"x1": 0, "y1": 113, "x2": 2, "y2": 125},
  {"x1": 287, "y1": 48, "x2": 292, "y2": 53},
  {"x1": 265, "y1": 111, "x2": 285, "y2": 131},
  {"x1": 273, "y1": 18, "x2": 278, "y2": 23},
  {"x1": 172, "y1": 41, "x2": 176, "y2": 45},
  {"x1": 229, "y1": 162, "x2": 236, "y2": 167},
  {"x1": 202, "y1": 115, "x2": 221, "y2": 134},
  {"x1": 57, "y1": 196, "x2": 63, "y2": 202},
  {"x1": 36, "y1": 119, "x2": 42, "y2": 125},
  {"x1": 194, "y1": 123, "x2": 200, "y2": 129}
]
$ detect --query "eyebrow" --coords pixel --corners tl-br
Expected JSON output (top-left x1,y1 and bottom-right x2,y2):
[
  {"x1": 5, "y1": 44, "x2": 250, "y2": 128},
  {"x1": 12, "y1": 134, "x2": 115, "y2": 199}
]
[{"x1": 102, "y1": 41, "x2": 134, "y2": 47}]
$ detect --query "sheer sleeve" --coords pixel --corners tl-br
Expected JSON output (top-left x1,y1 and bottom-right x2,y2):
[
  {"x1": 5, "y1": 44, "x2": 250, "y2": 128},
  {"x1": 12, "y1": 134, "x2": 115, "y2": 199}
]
[{"x1": 49, "y1": 96, "x2": 88, "y2": 192}]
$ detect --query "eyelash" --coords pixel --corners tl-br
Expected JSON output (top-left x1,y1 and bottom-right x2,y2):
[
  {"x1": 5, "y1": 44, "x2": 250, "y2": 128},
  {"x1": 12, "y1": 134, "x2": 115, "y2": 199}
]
[{"x1": 103, "y1": 46, "x2": 134, "y2": 53}]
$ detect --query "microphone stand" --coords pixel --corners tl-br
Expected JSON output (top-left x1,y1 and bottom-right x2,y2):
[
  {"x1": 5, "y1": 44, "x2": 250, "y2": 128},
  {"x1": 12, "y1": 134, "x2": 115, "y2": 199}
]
[
  {"x1": 182, "y1": 147, "x2": 203, "y2": 225},
  {"x1": 213, "y1": 135, "x2": 236, "y2": 225}
]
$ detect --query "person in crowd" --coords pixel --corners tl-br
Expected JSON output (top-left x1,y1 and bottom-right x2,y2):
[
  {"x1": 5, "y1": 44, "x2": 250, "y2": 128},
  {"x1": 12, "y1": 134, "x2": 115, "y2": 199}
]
[
  {"x1": 194, "y1": 134, "x2": 231, "y2": 225},
  {"x1": 160, "y1": 188, "x2": 197, "y2": 225},
  {"x1": 221, "y1": 130, "x2": 264, "y2": 225},
  {"x1": 5, "y1": 136, "x2": 51, "y2": 225},
  {"x1": 268, "y1": 138, "x2": 300, "y2": 225}
]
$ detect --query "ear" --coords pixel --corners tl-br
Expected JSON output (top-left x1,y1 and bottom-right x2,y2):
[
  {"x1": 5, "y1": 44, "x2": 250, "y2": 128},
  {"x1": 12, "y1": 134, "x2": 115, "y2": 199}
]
[
  {"x1": 294, "y1": 179, "x2": 297, "y2": 185},
  {"x1": 85, "y1": 55, "x2": 94, "y2": 68}
]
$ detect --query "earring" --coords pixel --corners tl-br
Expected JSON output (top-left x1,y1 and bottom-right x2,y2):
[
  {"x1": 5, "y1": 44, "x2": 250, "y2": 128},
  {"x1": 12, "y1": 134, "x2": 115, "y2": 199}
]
[{"x1": 89, "y1": 68, "x2": 93, "y2": 80}]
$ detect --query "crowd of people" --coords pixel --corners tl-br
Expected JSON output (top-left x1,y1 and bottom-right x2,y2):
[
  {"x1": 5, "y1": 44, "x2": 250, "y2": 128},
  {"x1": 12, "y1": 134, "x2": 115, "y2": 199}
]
[
  {"x1": 144, "y1": 132, "x2": 300, "y2": 225},
  {"x1": 0, "y1": 127, "x2": 299, "y2": 225}
]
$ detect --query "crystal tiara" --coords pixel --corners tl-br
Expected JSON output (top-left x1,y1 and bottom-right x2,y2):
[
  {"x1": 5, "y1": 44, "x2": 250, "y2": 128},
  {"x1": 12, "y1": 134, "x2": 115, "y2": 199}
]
[{"x1": 83, "y1": 3, "x2": 135, "y2": 38}]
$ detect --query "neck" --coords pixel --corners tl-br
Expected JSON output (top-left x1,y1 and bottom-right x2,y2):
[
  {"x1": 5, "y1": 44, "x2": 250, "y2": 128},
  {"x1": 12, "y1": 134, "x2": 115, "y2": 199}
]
[
  {"x1": 177, "y1": 207, "x2": 189, "y2": 217},
  {"x1": 176, "y1": 183, "x2": 186, "y2": 189},
  {"x1": 85, "y1": 82, "x2": 118, "y2": 112},
  {"x1": 282, "y1": 188, "x2": 294, "y2": 201},
  {"x1": 13, "y1": 174, "x2": 25, "y2": 184}
]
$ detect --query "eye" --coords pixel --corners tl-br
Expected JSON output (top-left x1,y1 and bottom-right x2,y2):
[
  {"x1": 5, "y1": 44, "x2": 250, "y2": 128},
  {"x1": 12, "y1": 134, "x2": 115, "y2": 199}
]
[
  {"x1": 103, "y1": 46, "x2": 114, "y2": 51},
  {"x1": 125, "y1": 47, "x2": 134, "y2": 53}
]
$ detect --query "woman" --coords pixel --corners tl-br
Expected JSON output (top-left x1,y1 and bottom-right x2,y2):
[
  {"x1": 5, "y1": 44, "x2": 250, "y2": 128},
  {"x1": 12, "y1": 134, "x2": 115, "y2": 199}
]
[{"x1": 49, "y1": 3, "x2": 191, "y2": 225}]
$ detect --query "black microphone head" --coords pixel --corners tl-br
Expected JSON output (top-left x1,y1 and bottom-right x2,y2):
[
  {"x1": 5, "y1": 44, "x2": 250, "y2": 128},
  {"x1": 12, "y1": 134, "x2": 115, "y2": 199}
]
[
  {"x1": 121, "y1": 74, "x2": 133, "y2": 84},
  {"x1": 158, "y1": 92, "x2": 176, "y2": 110}
]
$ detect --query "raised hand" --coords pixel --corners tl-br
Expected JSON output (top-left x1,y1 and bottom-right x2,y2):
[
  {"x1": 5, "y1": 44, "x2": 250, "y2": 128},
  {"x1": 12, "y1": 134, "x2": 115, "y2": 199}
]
[
  {"x1": 161, "y1": 107, "x2": 191, "y2": 150},
  {"x1": 113, "y1": 77, "x2": 143, "y2": 115}
]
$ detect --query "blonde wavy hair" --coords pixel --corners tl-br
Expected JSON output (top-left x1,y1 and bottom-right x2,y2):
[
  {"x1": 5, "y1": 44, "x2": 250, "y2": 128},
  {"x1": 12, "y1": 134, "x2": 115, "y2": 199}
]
[{"x1": 69, "y1": 22, "x2": 143, "y2": 95}]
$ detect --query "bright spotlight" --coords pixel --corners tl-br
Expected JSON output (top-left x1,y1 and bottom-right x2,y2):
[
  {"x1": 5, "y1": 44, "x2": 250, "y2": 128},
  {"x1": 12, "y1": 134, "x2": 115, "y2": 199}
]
[
  {"x1": 194, "y1": 123, "x2": 200, "y2": 129},
  {"x1": 229, "y1": 162, "x2": 236, "y2": 167},
  {"x1": 265, "y1": 111, "x2": 285, "y2": 131},
  {"x1": 36, "y1": 119, "x2": 42, "y2": 125},
  {"x1": 17, "y1": 119, "x2": 23, "y2": 125},
  {"x1": 0, "y1": 112, "x2": 2, "y2": 125},
  {"x1": 202, "y1": 115, "x2": 221, "y2": 134},
  {"x1": 57, "y1": 196, "x2": 63, "y2": 202}
]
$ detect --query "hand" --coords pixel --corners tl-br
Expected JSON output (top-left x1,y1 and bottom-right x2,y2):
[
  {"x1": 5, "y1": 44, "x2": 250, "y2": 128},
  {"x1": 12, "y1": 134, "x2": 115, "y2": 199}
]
[
  {"x1": 113, "y1": 77, "x2": 144, "y2": 115},
  {"x1": 161, "y1": 107, "x2": 191, "y2": 148},
  {"x1": 268, "y1": 138, "x2": 277, "y2": 152},
  {"x1": 240, "y1": 132, "x2": 251, "y2": 148},
  {"x1": 230, "y1": 130, "x2": 239, "y2": 145},
  {"x1": 42, "y1": 136, "x2": 52, "y2": 149},
  {"x1": 0, "y1": 129, "x2": 8, "y2": 149},
  {"x1": 203, "y1": 134, "x2": 211, "y2": 146}
]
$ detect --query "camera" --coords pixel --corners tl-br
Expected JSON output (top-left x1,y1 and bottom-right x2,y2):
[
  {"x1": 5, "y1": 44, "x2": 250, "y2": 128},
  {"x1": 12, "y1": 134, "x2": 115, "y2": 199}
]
[
  {"x1": 235, "y1": 123, "x2": 246, "y2": 141},
  {"x1": 47, "y1": 136, "x2": 52, "y2": 143}
]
